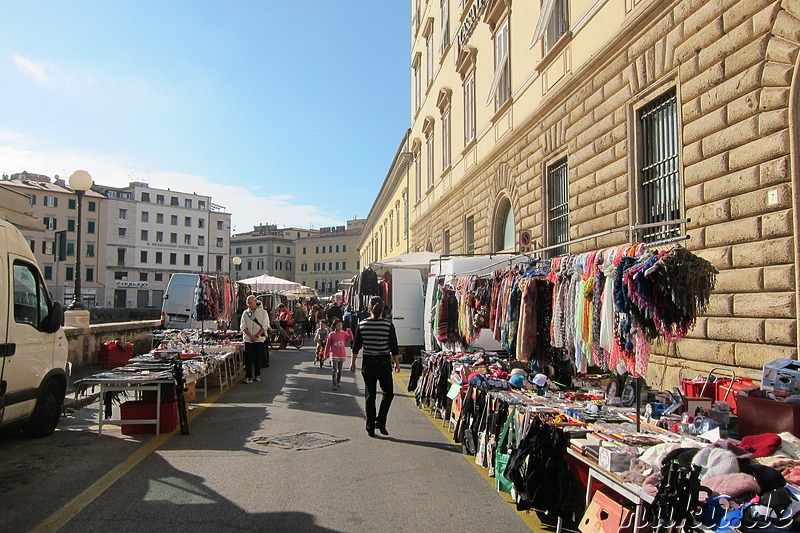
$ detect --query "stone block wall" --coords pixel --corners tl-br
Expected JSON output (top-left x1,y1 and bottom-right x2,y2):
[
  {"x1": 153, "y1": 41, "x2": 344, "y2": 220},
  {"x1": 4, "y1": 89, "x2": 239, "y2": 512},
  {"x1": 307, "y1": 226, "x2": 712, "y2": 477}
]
[{"x1": 411, "y1": 0, "x2": 800, "y2": 382}]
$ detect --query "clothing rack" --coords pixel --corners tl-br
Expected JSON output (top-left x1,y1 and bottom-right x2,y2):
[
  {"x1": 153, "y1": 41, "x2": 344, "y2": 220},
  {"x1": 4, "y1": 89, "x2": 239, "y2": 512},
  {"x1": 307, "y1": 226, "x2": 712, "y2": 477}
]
[
  {"x1": 521, "y1": 218, "x2": 691, "y2": 258},
  {"x1": 428, "y1": 219, "x2": 691, "y2": 280}
]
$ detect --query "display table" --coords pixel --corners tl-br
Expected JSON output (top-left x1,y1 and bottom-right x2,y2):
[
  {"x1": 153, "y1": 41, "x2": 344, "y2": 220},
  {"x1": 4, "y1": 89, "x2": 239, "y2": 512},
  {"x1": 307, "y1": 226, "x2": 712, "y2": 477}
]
[
  {"x1": 75, "y1": 347, "x2": 242, "y2": 435},
  {"x1": 97, "y1": 378, "x2": 173, "y2": 435},
  {"x1": 567, "y1": 448, "x2": 654, "y2": 531}
]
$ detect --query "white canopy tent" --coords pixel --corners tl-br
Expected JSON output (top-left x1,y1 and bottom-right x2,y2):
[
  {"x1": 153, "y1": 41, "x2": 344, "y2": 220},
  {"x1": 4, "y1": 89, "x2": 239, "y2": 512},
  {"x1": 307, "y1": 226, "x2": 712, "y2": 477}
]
[
  {"x1": 279, "y1": 285, "x2": 317, "y2": 298},
  {"x1": 370, "y1": 251, "x2": 441, "y2": 270},
  {"x1": 238, "y1": 273, "x2": 301, "y2": 293}
]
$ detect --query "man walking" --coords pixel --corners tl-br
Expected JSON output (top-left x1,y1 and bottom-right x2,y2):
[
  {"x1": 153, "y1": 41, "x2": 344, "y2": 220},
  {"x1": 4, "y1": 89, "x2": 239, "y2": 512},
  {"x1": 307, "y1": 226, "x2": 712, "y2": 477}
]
[
  {"x1": 241, "y1": 295, "x2": 269, "y2": 383},
  {"x1": 349, "y1": 296, "x2": 400, "y2": 437}
]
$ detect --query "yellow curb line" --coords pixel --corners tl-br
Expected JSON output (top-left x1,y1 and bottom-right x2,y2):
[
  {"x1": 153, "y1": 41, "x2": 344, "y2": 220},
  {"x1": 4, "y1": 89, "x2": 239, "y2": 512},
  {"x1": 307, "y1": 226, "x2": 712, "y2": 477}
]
[
  {"x1": 392, "y1": 372, "x2": 545, "y2": 532},
  {"x1": 31, "y1": 388, "x2": 224, "y2": 533}
]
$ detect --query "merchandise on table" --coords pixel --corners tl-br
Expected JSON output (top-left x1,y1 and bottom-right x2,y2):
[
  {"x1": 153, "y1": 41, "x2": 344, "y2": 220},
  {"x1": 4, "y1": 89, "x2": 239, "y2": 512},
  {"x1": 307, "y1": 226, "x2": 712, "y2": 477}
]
[{"x1": 413, "y1": 348, "x2": 800, "y2": 531}]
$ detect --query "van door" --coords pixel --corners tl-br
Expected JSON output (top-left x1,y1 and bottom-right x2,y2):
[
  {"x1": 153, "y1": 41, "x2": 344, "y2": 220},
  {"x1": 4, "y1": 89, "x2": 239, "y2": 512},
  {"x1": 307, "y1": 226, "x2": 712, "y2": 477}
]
[
  {"x1": 2, "y1": 258, "x2": 57, "y2": 423},
  {"x1": 391, "y1": 268, "x2": 424, "y2": 347}
]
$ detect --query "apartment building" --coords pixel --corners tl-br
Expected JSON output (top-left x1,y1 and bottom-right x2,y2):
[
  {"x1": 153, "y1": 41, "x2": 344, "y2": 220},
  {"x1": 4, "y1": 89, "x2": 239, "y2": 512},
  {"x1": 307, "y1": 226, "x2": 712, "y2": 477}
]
[
  {"x1": 360, "y1": 0, "x2": 800, "y2": 383},
  {"x1": 231, "y1": 225, "x2": 318, "y2": 282},
  {"x1": 297, "y1": 219, "x2": 365, "y2": 296},
  {"x1": 0, "y1": 172, "x2": 107, "y2": 306},
  {"x1": 100, "y1": 182, "x2": 232, "y2": 308}
]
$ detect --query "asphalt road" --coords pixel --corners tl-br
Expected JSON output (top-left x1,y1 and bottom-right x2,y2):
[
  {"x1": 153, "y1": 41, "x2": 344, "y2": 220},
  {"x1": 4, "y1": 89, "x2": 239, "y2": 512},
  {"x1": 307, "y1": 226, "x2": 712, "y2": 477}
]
[{"x1": 0, "y1": 343, "x2": 543, "y2": 533}]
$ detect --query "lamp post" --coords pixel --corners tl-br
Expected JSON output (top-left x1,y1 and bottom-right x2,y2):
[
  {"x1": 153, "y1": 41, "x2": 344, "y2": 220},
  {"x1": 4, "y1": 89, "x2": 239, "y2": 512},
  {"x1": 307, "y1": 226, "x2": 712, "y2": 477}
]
[
  {"x1": 232, "y1": 256, "x2": 242, "y2": 281},
  {"x1": 67, "y1": 170, "x2": 93, "y2": 310}
]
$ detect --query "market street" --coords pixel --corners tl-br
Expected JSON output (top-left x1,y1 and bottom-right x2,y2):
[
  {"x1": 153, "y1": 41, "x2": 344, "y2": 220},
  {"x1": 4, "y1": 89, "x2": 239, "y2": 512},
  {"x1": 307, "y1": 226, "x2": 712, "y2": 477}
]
[{"x1": 1, "y1": 344, "x2": 540, "y2": 533}]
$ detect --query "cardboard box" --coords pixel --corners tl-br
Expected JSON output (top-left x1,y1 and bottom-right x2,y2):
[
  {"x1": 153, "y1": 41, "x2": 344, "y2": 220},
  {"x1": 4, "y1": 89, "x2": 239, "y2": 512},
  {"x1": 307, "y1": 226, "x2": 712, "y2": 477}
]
[
  {"x1": 183, "y1": 382, "x2": 196, "y2": 403},
  {"x1": 598, "y1": 445, "x2": 636, "y2": 472},
  {"x1": 684, "y1": 396, "x2": 714, "y2": 416},
  {"x1": 579, "y1": 491, "x2": 633, "y2": 533},
  {"x1": 762, "y1": 358, "x2": 800, "y2": 394}
]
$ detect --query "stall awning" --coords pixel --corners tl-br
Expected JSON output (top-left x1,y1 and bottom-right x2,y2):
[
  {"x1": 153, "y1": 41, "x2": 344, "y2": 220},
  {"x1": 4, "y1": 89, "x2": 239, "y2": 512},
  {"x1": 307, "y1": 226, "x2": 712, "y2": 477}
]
[
  {"x1": 370, "y1": 252, "x2": 441, "y2": 270},
  {"x1": 238, "y1": 273, "x2": 300, "y2": 292}
]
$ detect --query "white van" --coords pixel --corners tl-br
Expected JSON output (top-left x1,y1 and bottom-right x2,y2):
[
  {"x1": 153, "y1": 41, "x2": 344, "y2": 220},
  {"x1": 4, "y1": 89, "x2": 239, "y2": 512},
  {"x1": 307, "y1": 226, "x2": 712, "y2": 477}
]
[
  {"x1": 160, "y1": 273, "x2": 202, "y2": 329},
  {"x1": 0, "y1": 219, "x2": 68, "y2": 437}
]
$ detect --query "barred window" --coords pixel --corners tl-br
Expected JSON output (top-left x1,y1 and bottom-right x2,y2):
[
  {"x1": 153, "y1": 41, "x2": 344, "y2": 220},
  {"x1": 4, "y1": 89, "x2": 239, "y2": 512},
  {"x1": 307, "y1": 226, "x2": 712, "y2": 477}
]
[
  {"x1": 547, "y1": 158, "x2": 569, "y2": 257},
  {"x1": 639, "y1": 89, "x2": 682, "y2": 243},
  {"x1": 465, "y1": 215, "x2": 475, "y2": 256}
]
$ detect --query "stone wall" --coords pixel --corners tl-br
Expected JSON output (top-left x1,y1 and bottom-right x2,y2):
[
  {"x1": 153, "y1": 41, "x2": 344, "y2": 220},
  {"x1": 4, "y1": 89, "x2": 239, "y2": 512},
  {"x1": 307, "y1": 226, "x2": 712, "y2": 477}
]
[
  {"x1": 411, "y1": 0, "x2": 800, "y2": 383},
  {"x1": 64, "y1": 320, "x2": 161, "y2": 368}
]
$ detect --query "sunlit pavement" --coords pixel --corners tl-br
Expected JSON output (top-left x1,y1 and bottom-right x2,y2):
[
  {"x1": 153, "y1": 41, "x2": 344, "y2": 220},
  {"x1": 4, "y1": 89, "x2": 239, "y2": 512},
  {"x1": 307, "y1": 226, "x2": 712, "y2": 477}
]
[{"x1": 6, "y1": 344, "x2": 538, "y2": 533}]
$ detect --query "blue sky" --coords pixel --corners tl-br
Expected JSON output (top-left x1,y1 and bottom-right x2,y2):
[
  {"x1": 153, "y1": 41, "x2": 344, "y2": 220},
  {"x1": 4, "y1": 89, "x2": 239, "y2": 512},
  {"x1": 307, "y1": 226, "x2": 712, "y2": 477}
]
[{"x1": 0, "y1": 1, "x2": 410, "y2": 233}]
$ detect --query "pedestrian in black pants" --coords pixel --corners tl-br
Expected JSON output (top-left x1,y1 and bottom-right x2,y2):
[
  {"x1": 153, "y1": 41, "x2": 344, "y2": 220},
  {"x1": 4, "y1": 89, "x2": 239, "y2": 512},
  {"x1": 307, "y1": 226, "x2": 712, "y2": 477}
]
[
  {"x1": 241, "y1": 295, "x2": 269, "y2": 383},
  {"x1": 350, "y1": 296, "x2": 400, "y2": 437}
]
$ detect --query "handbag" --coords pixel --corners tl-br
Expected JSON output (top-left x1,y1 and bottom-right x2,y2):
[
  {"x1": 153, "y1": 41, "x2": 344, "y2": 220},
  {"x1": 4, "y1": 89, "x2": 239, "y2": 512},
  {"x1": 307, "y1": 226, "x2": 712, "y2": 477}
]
[{"x1": 494, "y1": 409, "x2": 517, "y2": 493}]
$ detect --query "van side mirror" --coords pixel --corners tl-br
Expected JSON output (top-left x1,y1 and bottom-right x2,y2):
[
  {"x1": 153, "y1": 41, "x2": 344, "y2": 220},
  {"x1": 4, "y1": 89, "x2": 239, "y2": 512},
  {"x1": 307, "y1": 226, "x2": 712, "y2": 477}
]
[{"x1": 42, "y1": 301, "x2": 64, "y2": 333}]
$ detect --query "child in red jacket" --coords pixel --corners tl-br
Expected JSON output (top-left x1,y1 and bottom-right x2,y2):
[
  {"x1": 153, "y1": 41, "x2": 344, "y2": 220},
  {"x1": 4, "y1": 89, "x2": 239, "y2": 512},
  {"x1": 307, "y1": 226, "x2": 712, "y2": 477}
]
[{"x1": 323, "y1": 319, "x2": 353, "y2": 390}]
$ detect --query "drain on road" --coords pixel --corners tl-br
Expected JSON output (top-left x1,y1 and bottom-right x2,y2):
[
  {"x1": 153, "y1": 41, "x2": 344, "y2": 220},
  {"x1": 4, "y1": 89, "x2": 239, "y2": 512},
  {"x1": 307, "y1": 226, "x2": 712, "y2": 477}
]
[{"x1": 253, "y1": 432, "x2": 349, "y2": 451}]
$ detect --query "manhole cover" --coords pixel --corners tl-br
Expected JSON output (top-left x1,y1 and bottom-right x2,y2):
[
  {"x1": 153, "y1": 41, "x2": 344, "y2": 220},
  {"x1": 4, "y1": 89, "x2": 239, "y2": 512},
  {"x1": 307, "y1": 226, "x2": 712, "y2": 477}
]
[{"x1": 252, "y1": 432, "x2": 349, "y2": 451}]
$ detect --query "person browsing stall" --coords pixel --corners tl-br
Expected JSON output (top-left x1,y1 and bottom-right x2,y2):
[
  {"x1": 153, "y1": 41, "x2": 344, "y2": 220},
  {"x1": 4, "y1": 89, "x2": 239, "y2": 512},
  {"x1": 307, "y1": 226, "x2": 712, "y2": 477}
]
[
  {"x1": 349, "y1": 296, "x2": 400, "y2": 437},
  {"x1": 240, "y1": 295, "x2": 269, "y2": 383}
]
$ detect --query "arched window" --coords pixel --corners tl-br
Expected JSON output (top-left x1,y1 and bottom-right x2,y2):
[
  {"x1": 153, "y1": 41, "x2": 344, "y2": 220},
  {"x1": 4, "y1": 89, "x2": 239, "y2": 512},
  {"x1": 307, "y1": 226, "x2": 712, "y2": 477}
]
[{"x1": 494, "y1": 197, "x2": 515, "y2": 252}]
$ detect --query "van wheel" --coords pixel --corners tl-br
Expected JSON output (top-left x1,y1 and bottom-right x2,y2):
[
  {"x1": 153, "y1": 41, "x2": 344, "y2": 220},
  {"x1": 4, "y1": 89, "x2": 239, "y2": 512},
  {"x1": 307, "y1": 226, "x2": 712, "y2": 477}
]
[{"x1": 22, "y1": 379, "x2": 65, "y2": 438}]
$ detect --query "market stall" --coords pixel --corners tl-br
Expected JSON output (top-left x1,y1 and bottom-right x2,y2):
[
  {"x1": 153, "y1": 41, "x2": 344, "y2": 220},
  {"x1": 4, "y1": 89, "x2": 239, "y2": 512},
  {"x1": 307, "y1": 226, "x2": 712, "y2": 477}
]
[
  {"x1": 413, "y1": 351, "x2": 800, "y2": 532},
  {"x1": 408, "y1": 241, "x2": 800, "y2": 531},
  {"x1": 75, "y1": 330, "x2": 243, "y2": 435}
]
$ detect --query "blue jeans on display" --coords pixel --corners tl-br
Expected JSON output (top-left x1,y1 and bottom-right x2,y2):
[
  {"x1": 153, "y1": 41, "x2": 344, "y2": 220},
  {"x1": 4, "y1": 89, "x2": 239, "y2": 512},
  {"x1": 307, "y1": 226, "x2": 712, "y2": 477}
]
[
  {"x1": 361, "y1": 356, "x2": 394, "y2": 430},
  {"x1": 331, "y1": 359, "x2": 344, "y2": 386}
]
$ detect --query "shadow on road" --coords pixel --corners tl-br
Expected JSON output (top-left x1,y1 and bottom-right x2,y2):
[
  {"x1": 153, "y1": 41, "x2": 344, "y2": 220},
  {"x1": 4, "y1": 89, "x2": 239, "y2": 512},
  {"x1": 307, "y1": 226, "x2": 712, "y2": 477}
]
[{"x1": 378, "y1": 435, "x2": 461, "y2": 453}]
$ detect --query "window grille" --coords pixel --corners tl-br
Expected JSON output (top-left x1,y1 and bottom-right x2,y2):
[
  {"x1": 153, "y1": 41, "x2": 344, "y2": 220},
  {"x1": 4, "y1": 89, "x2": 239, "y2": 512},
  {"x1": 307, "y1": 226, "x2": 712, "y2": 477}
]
[
  {"x1": 639, "y1": 89, "x2": 681, "y2": 243},
  {"x1": 547, "y1": 158, "x2": 569, "y2": 257},
  {"x1": 465, "y1": 216, "x2": 475, "y2": 255}
]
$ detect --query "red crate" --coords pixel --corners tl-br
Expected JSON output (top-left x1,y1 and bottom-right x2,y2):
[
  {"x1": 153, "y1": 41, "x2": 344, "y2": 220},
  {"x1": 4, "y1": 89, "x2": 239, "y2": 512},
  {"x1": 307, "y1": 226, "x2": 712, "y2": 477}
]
[
  {"x1": 99, "y1": 341, "x2": 134, "y2": 369},
  {"x1": 680, "y1": 379, "x2": 717, "y2": 400},
  {"x1": 120, "y1": 400, "x2": 177, "y2": 435},
  {"x1": 714, "y1": 378, "x2": 756, "y2": 415}
]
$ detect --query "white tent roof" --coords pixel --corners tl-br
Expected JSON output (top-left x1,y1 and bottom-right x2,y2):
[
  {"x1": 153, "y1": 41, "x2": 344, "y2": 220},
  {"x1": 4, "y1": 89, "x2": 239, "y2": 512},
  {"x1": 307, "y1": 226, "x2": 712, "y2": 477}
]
[
  {"x1": 238, "y1": 273, "x2": 300, "y2": 292},
  {"x1": 371, "y1": 252, "x2": 441, "y2": 270},
  {"x1": 279, "y1": 285, "x2": 317, "y2": 298}
]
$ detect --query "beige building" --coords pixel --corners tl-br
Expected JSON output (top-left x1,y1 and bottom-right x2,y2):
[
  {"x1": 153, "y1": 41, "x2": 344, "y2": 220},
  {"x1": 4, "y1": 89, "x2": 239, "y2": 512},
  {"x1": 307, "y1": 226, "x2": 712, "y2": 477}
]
[
  {"x1": 359, "y1": 132, "x2": 414, "y2": 267},
  {"x1": 298, "y1": 219, "x2": 365, "y2": 296},
  {"x1": 0, "y1": 172, "x2": 108, "y2": 306},
  {"x1": 365, "y1": 0, "x2": 800, "y2": 383},
  {"x1": 231, "y1": 225, "x2": 318, "y2": 282}
]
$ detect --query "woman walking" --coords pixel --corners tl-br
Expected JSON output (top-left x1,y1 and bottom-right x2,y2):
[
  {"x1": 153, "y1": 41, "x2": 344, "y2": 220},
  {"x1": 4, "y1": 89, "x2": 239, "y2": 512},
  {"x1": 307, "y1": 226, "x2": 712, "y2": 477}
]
[{"x1": 349, "y1": 296, "x2": 400, "y2": 437}]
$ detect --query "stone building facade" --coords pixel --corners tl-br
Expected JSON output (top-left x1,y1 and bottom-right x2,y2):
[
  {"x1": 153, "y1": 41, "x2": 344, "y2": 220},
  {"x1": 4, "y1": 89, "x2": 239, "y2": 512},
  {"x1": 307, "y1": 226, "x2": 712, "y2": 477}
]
[
  {"x1": 399, "y1": 0, "x2": 800, "y2": 383},
  {"x1": 298, "y1": 219, "x2": 365, "y2": 296}
]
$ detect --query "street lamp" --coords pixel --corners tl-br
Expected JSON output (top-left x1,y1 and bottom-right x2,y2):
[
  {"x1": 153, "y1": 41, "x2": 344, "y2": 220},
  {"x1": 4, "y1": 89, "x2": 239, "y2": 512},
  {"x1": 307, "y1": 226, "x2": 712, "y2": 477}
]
[
  {"x1": 232, "y1": 256, "x2": 242, "y2": 281},
  {"x1": 67, "y1": 170, "x2": 93, "y2": 310}
]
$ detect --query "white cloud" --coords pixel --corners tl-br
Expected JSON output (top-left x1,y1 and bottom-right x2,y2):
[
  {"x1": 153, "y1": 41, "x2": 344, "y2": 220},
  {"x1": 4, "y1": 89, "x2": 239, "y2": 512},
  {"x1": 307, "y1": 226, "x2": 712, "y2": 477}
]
[
  {"x1": 0, "y1": 130, "x2": 344, "y2": 232},
  {"x1": 11, "y1": 54, "x2": 50, "y2": 83}
]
